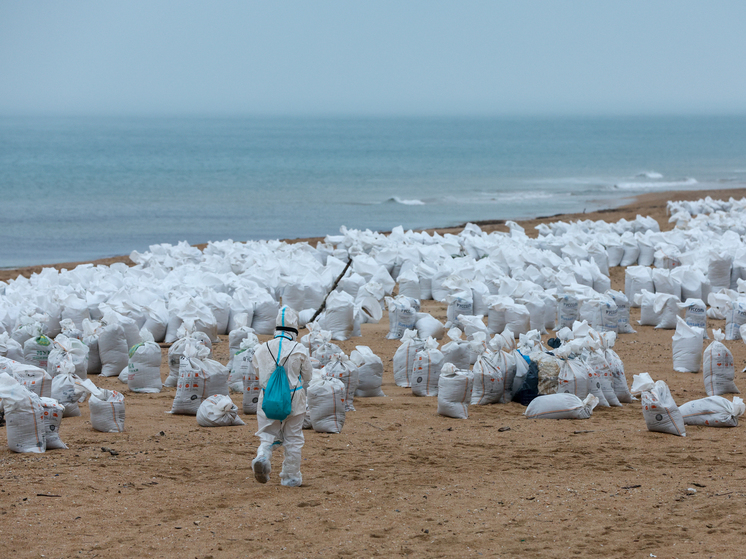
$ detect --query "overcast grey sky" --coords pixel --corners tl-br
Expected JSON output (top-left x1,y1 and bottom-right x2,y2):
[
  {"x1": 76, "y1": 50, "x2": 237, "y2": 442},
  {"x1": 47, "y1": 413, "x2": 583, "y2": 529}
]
[{"x1": 1, "y1": 1, "x2": 745, "y2": 116}]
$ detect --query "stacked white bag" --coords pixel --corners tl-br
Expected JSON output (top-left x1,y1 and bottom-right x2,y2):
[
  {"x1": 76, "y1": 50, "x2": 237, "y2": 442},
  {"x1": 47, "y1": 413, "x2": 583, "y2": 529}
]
[
  {"x1": 600, "y1": 332, "x2": 634, "y2": 403},
  {"x1": 437, "y1": 363, "x2": 473, "y2": 419},
  {"x1": 47, "y1": 334, "x2": 89, "y2": 379},
  {"x1": 410, "y1": 337, "x2": 444, "y2": 397},
  {"x1": 393, "y1": 329, "x2": 425, "y2": 387},
  {"x1": 23, "y1": 330, "x2": 53, "y2": 370},
  {"x1": 0, "y1": 358, "x2": 53, "y2": 399},
  {"x1": 225, "y1": 313, "x2": 255, "y2": 372},
  {"x1": 0, "y1": 332, "x2": 24, "y2": 362},
  {"x1": 672, "y1": 316, "x2": 704, "y2": 373},
  {"x1": 168, "y1": 344, "x2": 227, "y2": 415},
  {"x1": 311, "y1": 330, "x2": 344, "y2": 368},
  {"x1": 319, "y1": 290, "x2": 356, "y2": 341},
  {"x1": 440, "y1": 327, "x2": 472, "y2": 371},
  {"x1": 385, "y1": 295, "x2": 417, "y2": 340},
  {"x1": 127, "y1": 328, "x2": 163, "y2": 393},
  {"x1": 39, "y1": 397, "x2": 67, "y2": 450},
  {"x1": 350, "y1": 346, "x2": 385, "y2": 398},
  {"x1": 51, "y1": 357, "x2": 85, "y2": 417},
  {"x1": 555, "y1": 343, "x2": 589, "y2": 400},
  {"x1": 607, "y1": 290, "x2": 635, "y2": 334},
  {"x1": 197, "y1": 394, "x2": 246, "y2": 427},
  {"x1": 724, "y1": 299, "x2": 746, "y2": 341},
  {"x1": 414, "y1": 312, "x2": 445, "y2": 340},
  {"x1": 307, "y1": 373, "x2": 346, "y2": 433},
  {"x1": 470, "y1": 336, "x2": 508, "y2": 405},
  {"x1": 0, "y1": 372, "x2": 46, "y2": 453},
  {"x1": 584, "y1": 342, "x2": 621, "y2": 407},
  {"x1": 165, "y1": 328, "x2": 213, "y2": 387},
  {"x1": 702, "y1": 330, "x2": 739, "y2": 396},
  {"x1": 228, "y1": 332, "x2": 259, "y2": 392},
  {"x1": 82, "y1": 319, "x2": 102, "y2": 376},
  {"x1": 75, "y1": 378, "x2": 126, "y2": 433},
  {"x1": 631, "y1": 373, "x2": 686, "y2": 436},
  {"x1": 322, "y1": 353, "x2": 359, "y2": 412},
  {"x1": 98, "y1": 311, "x2": 129, "y2": 377}
]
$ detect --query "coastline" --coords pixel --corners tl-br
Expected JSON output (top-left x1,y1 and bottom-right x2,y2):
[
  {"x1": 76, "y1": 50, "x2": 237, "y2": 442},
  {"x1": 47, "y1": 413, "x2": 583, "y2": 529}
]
[{"x1": 2, "y1": 186, "x2": 745, "y2": 283}]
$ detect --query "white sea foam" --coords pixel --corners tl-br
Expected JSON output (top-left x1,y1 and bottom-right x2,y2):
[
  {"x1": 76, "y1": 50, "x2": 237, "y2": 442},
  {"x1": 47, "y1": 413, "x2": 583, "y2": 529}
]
[
  {"x1": 614, "y1": 178, "x2": 698, "y2": 190},
  {"x1": 636, "y1": 171, "x2": 664, "y2": 179},
  {"x1": 387, "y1": 196, "x2": 425, "y2": 206}
]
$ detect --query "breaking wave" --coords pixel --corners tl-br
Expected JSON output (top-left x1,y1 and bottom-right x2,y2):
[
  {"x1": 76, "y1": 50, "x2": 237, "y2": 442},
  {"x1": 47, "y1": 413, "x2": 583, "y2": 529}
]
[
  {"x1": 385, "y1": 196, "x2": 426, "y2": 206},
  {"x1": 614, "y1": 178, "x2": 698, "y2": 190}
]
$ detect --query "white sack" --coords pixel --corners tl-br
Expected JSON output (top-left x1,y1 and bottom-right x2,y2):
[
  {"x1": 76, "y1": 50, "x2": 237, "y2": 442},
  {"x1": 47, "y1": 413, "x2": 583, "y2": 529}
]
[
  {"x1": 39, "y1": 397, "x2": 67, "y2": 450},
  {"x1": 672, "y1": 316, "x2": 704, "y2": 373},
  {"x1": 415, "y1": 312, "x2": 445, "y2": 340},
  {"x1": 470, "y1": 345, "x2": 507, "y2": 405},
  {"x1": 98, "y1": 323, "x2": 129, "y2": 377},
  {"x1": 5, "y1": 361, "x2": 53, "y2": 399},
  {"x1": 169, "y1": 344, "x2": 211, "y2": 415},
  {"x1": 725, "y1": 299, "x2": 746, "y2": 341},
  {"x1": 410, "y1": 338, "x2": 444, "y2": 397},
  {"x1": 350, "y1": 346, "x2": 385, "y2": 398},
  {"x1": 322, "y1": 353, "x2": 359, "y2": 412},
  {"x1": 625, "y1": 266, "x2": 654, "y2": 307},
  {"x1": 127, "y1": 331, "x2": 163, "y2": 394},
  {"x1": 437, "y1": 363, "x2": 473, "y2": 419},
  {"x1": 601, "y1": 332, "x2": 635, "y2": 403},
  {"x1": 385, "y1": 295, "x2": 417, "y2": 340},
  {"x1": 51, "y1": 360, "x2": 84, "y2": 417},
  {"x1": 679, "y1": 396, "x2": 745, "y2": 427},
  {"x1": 703, "y1": 330, "x2": 739, "y2": 396},
  {"x1": 0, "y1": 332, "x2": 24, "y2": 362},
  {"x1": 0, "y1": 373, "x2": 46, "y2": 453},
  {"x1": 440, "y1": 327, "x2": 472, "y2": 370},
  {"x1": 23, "y1": 334, "x2": 53, "y2": 370},
  {"x1": 196, "y1": 394, "x2": 246, "y2": 427},
  {"x1": 319, "y1": 290, "x2": 355, "y2": 341},
  {"x1": 393, "y1": 330, "x2": 425, "y2": 387},
  {"x1": 75, "y1": 378, "x2": 126, "y2": 433},
  {"x1": 307, "y1": 375, "x2": 346, "y2": 433},
  {"x1": 524, "y1": 393, "x2": 598, "y2": 420},
  {"x1": 229, "y1": 334, "x2": 259, "y2": 393},
  {"x1": 631, "y1": 373, "x2": 686, "y2": 436}
]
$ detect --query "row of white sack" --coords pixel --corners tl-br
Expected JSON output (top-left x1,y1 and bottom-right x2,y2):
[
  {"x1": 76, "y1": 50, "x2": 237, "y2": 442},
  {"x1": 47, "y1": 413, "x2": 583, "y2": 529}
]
[
  {"x1": 522, "y1": 388, "x2": 745, "y2": 429},
  {"x1": 389, "y1": 323, "x2": 635, "y2": 406},
  {"x1": 625, "y1": 264, "x2": 746, "y2": 306},
  {"x1": 385, "y1": 289, "x2": 636, "y2": 342},
  {"x1": 0, "y1": 372, "x2": 125, "y2": 453},
  {"x1": 629, "y1": 373, "x2": 745, "y2": 436},
  {"x1": 667, "y1": 196, "x2": 746, "y2": 219},
  {"x1": 672, "y1": 322, "x2": 743, "y2": 395},
  {"x1": 668, "y1": 197, "x2": 746, "y2": 233},
  {"x1": 636, "y1": 290, "x2": 746, "y2": 340}
]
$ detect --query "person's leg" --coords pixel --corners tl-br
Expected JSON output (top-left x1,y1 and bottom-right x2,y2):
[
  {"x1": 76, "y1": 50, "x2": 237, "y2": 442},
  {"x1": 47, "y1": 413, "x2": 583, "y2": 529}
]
[
  {"x1": 252, "y1": 408, "x2": 282, "y2": 483},
  {"x1": 279, "y1": 413, "x2": 305, "y2": 487}
]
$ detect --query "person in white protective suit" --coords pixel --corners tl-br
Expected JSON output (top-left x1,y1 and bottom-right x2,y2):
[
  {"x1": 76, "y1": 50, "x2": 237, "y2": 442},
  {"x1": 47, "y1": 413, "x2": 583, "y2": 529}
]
[{"x1": 251, "y1": 307, "x2": 313, "y2": 487}]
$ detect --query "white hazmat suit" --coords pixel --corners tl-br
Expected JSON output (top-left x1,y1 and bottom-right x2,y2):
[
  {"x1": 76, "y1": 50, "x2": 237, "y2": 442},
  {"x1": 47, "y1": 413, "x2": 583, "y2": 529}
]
[{"x1": 251, "y1": 307, "x2": 313, "y2": 487}]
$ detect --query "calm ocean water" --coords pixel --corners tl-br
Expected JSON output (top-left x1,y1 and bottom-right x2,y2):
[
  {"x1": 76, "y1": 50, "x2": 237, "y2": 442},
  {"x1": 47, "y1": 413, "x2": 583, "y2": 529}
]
[{"x1": 1, "y1": 116, "x2": 745, "y2": 268}]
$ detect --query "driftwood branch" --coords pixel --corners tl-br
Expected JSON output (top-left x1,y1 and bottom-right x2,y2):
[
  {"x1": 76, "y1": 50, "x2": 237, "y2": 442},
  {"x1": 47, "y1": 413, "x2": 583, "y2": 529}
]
[{"x1": 309, "y1": 257, "x2": 353, "y2": 324}]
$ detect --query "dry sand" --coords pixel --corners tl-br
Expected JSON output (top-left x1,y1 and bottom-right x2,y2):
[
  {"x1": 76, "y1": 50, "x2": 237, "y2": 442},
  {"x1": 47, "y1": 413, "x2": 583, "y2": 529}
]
[{"x1": 2, "y1": 188, "x2": 746, "y2": 559}]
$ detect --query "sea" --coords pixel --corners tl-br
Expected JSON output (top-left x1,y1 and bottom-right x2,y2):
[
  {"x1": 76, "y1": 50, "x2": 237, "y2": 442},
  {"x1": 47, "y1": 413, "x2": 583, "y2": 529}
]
[{"x1": 1, "y1": 115, "x2": 745, "y2": 269}]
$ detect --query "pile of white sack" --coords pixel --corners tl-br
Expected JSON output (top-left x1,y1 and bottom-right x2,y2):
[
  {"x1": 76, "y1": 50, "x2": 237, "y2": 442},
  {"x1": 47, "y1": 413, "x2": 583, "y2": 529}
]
[
  {"x1": 299, "y1": 330, "x2": 385, "y2": 433},
  {"x1": 378, "y1": 315, "x2": 633, "y2": 420}
]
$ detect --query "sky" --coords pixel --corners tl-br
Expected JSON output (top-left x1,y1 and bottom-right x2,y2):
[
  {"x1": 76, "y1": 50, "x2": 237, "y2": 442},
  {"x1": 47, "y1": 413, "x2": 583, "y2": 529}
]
[{"x1": 1, "y1": 1, "x2": 745, "y2": 116}]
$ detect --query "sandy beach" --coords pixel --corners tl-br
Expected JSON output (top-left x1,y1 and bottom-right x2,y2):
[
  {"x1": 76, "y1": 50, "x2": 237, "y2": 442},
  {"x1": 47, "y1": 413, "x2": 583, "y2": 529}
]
[{"x1": 2, "y1": 187, "x2": 746, "y2": 559}]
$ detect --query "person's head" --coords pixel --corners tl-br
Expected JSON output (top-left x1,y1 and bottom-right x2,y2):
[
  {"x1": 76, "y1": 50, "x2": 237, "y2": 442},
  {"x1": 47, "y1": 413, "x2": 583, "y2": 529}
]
[{"x1": 274, "y1": 306, "x2": 299, "y2": 341}]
